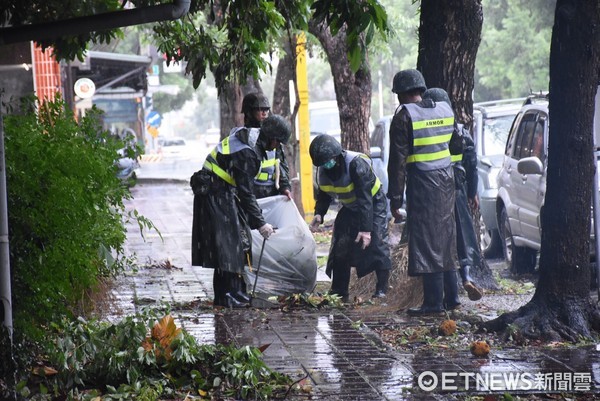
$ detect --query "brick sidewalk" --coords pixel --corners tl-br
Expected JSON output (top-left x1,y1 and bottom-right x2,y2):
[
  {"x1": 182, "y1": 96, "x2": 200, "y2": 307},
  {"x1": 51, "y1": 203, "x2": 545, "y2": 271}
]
[{"x1": 111, "y1": 180, "x2": 600, "y2": 400}]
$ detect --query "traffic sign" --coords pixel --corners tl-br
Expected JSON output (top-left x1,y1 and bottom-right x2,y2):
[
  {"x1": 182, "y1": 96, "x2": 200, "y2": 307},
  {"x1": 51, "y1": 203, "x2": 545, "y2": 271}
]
[
  {"x1": 74, "y1": 78, "x2": 95, "y2": 99},
  {"x1": 147, "y1": 110, "x2": 162, "y2": 128}
]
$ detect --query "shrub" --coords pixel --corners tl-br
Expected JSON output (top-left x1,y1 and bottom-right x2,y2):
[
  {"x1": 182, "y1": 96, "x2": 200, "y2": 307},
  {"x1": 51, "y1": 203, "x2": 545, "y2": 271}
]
[
  {"x1": 18, "y1": 308, "x2": 294, "y2": 400},
  {"x1": 4, "y1": 97, "x2": 135, "y2": 338}
]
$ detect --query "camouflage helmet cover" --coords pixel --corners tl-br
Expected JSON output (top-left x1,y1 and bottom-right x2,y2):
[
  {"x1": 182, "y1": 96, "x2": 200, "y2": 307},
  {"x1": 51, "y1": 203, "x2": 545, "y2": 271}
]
[
  {"x1": 309, "y1": 134, "x2": 343, "y2": 167},
  {"x1": 260, "y1": 114, "x2": 292, "y2": 144},
  {"x1": 422, "y1": 88, "x2": 451, "y2": 105},
  {"x1": 241, "y1": 92, "x2": 270, "y2": 114},
  {"x1": 392, "y1": 69, "x2": 427, "y2": 94}
]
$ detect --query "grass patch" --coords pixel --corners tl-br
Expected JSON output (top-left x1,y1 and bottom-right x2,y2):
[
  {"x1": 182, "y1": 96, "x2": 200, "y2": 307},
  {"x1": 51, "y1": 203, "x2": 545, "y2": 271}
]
[{"x1": 493, "y1": 271, "x2": 536, "y2": 295}]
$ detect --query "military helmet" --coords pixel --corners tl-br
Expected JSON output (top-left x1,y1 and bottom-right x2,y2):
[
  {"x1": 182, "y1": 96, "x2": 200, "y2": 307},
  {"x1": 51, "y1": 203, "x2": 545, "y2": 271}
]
[
  {"x1": 422, "y1": 88, "x2": 451, "y2": 105},
  {"x1": 391, "y1": 69, "x2": 427, "y2": 94},
  {"x1": 260, "y1": 115, "x2": 292, "y2": 144},
  {"x1": 241, "y1": 92, "x2": 270, "y2": 114},
  {"x1": 309, "y1": 134, "x2": 343, "y2": 167}
]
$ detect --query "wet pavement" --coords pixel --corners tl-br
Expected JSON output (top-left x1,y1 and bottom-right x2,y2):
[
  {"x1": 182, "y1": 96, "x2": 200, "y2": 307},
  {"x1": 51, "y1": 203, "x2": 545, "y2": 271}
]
[{"x1": 110, "y1": 175, "x2": 600, "y2": 400}]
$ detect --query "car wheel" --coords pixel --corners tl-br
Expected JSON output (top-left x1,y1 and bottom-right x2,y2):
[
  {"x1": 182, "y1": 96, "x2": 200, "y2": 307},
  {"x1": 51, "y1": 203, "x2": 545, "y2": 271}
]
[
  {"x1": 479, "y1": 215, "x2": 503, "y2": 259},
  {"x1": 500, "y1": 207, "x2": 536, "y2": 274}
]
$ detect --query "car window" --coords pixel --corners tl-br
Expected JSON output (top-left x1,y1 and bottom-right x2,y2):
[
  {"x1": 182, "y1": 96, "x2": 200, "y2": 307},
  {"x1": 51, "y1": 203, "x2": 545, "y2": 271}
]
[
  {"x1": 370, "y1": 122, "x2": 385, "y2": 150},
  {"x1": 531, "y1": 119, "x2": 545, "y2": 160},
  {"x1": 309, "y1": 108, "x2": 340, "y2": 133},
  {"x1": 481, "y1": 115, "x2": 515, "y2": 156},
  {"x1": 511, "y1": 113, "x2": 537, "y2": 160}
]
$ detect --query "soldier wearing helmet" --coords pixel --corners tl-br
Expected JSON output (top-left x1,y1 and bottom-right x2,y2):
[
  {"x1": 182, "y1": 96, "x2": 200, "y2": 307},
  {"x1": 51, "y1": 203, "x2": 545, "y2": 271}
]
[
  {"x1": 309, "y1": 134, "x2": 392, "y2": 301},
  {"x1": 387, "y1": 70, "x2": 463, "y2": 316},
  {"x1": 242, "y1": 92, "x2": 271, "y2": 128},
  {"x1": 423, "y1": 88, "x2": 483, "y2": 304},
  {"x1": 190, "y1": 121, "x2": 275, "y2": 308},
  {"x1": 253, "y1": 114, "x2": 293, "y2": 199}
]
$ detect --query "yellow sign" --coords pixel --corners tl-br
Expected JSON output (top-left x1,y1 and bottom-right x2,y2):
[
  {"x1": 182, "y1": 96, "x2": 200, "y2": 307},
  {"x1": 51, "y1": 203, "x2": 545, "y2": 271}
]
[{"x1": 147, "y1": 126, "x2": 159, "y2": 138}]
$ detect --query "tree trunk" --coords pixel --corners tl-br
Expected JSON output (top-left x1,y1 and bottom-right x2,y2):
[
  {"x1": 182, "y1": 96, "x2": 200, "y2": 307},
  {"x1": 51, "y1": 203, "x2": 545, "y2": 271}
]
[
  {"x1": 308, "y1": 22, "x2": 372, "y2": 153},
  {"x1": 416, "y1": 0, "x2": 498, "y2": 290},
  {"x1": 483, "y1": 0, "x2": 600, "y2": 342},
  {"x1": 219, "y1": 83, "x2": 242, "y2": 140},
  {"x1": 417, "y1": 0, "x2": 482, "y2": 130},
  {"x1": 218, "y1": 78, "x2": 262, "y2": 139}
]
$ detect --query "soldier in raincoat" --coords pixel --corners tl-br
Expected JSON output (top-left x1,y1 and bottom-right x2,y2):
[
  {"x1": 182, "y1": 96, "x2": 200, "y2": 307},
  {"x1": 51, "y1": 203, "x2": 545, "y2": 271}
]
[
  {"x1": 190, "y1": 126, "x2": 274, "y2": 308},
  {"x1": 309, "y1": 134, "x2": 391, "y2": 301},
  {"x1": 387, "y1": 69, "x2": 462, "y2": 316},
  {"x1": 241, "y1": 92, "x2": 270, "y2": 129},
  {"x1": 423, "y1": 88, "x2": 483, "y2": 303},
  {"x1": 241, "y1": 93, "x2": 292, "y2": 200}
]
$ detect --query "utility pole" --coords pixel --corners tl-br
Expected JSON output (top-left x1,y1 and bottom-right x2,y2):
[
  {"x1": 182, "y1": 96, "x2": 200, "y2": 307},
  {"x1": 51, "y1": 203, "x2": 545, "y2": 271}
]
[
  {"x1": 0, "y1": 96, "x2": 13, "y2": 341},
  {"x1": 0, "y1": 95, "x2": 17, "y2": 401}
]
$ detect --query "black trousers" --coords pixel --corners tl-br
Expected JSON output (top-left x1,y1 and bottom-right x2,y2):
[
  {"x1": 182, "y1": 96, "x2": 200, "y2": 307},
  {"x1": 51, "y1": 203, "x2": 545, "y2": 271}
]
[{"x1": 213, "y1": 269, "x2": 247, "y2": 307}]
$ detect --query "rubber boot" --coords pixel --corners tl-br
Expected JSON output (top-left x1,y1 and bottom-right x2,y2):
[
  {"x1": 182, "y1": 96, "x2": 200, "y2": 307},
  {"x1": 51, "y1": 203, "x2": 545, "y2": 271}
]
[
  {"x1": 373, "y1": 269, "x2": 390, "y2": 298},
  {"x1": 407, "y1": 272, "x2": 444, "y2": 316},
  {"x1": 443, "y1": 270, "x2": 461, "y2": 310},
  {"x1": 229, "y1": 274, "x2": 250, "y2": 304},
  {"x1": 213, "y1": 269, "x2": 229, "y2": 307},
  {"x1": 225, "y1": 293, "x2": 248, "y2": 308},
  {"x1": 330, "y1": 265, "x2": 351, "y2": 302},
  {"x1": 459, "y1": 265, "x2": 483, "y2": 301}
]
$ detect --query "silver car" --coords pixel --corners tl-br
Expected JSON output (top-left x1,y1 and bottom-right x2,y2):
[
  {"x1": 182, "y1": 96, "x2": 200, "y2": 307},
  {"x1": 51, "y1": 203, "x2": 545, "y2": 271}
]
[
  {"x1": 369, "y1": 115, "x2": 393, "y2": 197},
  {"x1": 473, "y1": 99, "x2": 525, "y2": 258},
  {"x1": 495, "y1": 98, "x2": 548, "y2": 273}
]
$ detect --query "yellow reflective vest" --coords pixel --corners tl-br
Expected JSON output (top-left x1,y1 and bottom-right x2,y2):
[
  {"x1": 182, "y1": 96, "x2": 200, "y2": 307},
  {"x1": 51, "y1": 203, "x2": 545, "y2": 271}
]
[
  {"x1": 202, "y1": 127, "x2": 258, "y2": 186},
  {"x1": 254, "y1": 149, "x2": 278, "y2": 187},
  {"x1": 316, "y1": 150, "x2": 381, "y2": 210},
  {"x1": 404, "y1": 102, "x2": 454, "y2": 171}
]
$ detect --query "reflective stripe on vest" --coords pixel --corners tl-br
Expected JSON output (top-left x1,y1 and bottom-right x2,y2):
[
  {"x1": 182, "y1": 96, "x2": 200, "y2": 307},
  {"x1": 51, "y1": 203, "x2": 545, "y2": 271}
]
[
  {"x1": 255, "y1": 149, "x2": 277, "y2": 186},
  {"x1": 317, "y1": 151, "x2": 382, "y2": 209},
  {"x1": 404, "y1": 102, "x2": 454, "y2": 170},
  {"x1": 451, "y1": 153, "x2": 463, "y2": 163},
  {"x1": 202, "y1": 127, "x2": 255, "y2": 186}
]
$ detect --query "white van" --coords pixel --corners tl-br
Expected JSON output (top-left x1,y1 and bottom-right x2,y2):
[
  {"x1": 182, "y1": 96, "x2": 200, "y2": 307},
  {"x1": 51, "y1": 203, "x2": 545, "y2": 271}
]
[
  {"x1": 308, "y1": 100, "x2": 374, "y2": 143},
  {"x1": 309, "y1": 100, "x2": 341, "y2": 142}
]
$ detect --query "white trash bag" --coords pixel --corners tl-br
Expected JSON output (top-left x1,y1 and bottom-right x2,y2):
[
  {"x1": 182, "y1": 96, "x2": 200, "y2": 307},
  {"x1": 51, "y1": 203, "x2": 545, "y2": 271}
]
[{"x1": 244, "y1": 195, "x2": 317, "y2": 296}]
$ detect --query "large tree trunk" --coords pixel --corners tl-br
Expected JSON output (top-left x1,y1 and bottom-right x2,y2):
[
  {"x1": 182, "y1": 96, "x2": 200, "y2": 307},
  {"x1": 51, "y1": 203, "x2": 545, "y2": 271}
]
[
  {"x1": 218, "y1": 83, "x2": 242, "y2": 139},
  {"x1": 308, "y1": 22, "x2": 372, "y2": 153},
  {"x1": 417, "y1": 0, "x2": 482, "y2": 130},
  {"x1": 483, "y1": 0, "x2": 600, "y2": 342},
  {"x1": 417, "y1": 0, "x2": 498, "y2": 291},
  {"x1": 218, "y1": 78, "x2": 262, "y2": 139}
]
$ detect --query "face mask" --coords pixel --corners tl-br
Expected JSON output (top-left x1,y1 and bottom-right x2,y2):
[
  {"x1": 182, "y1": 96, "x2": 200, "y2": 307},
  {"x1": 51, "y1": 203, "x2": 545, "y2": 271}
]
[{"x1": 322, "y1": 158, "x2": 336, "y2": 170}]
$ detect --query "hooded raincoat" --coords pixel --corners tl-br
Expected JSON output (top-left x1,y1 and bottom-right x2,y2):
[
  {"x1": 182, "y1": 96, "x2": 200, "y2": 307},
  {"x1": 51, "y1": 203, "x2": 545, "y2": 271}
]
[
  {"x1": 190, "y1": 127, "x2": 267, "y2": 305},
  {"x1": 387, "y1": 99, "x2": 460, "y2": 276},
  {"x1": 314, "y1": 151, "x2": 392, "y2": 297}
]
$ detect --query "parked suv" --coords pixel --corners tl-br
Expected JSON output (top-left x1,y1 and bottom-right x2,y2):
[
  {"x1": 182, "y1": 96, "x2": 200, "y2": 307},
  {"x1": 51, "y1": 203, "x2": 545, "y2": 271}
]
[{"x1": 494, "y1": 93, "x2": 587, "y2": 273}]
